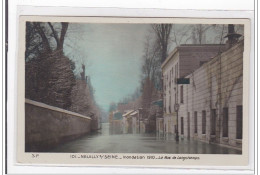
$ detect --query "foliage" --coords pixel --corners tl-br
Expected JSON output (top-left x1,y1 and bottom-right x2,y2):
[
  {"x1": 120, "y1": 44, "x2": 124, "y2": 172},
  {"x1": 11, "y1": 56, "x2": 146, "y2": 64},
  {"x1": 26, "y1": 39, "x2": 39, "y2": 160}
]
[
  {"x1": 25, "y1": 52, "x2": 76, "y2": 109},
  {"x1": 25, "y1": 22, "x2": 76, "y2": 110}
]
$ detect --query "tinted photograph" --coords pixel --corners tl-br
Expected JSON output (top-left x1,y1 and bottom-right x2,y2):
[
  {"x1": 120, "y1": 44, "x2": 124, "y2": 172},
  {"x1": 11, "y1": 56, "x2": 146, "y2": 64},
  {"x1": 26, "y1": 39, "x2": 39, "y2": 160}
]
[{"x1": 24, "y1": 21, "x2": 244, "y2": 154}]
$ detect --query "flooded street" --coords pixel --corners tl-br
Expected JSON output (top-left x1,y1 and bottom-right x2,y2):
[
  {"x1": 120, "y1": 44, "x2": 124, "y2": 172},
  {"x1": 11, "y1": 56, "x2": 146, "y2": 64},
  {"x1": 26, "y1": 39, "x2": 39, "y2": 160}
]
[{"x1": 51, "y1": 123, "x2": 241, "y2": 154}]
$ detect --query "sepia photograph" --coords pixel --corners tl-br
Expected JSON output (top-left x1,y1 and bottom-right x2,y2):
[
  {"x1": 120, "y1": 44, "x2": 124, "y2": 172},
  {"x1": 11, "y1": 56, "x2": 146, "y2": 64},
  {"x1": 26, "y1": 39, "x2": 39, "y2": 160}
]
[{"x1": 16, "y1": 17, "x2": 251, "y2": 166}]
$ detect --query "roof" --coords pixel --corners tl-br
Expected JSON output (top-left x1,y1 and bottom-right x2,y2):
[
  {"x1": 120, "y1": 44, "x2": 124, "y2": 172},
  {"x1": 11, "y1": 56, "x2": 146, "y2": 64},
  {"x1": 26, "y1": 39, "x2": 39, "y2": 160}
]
[
  {"x1": 122, "y1": 110, "x2": 135, "y2": 117},
  {"x1": 130, "y1": 111, "x2": 138, "y2": 116},
  {"x1": 161, "y1": 47, "x2": 178, "y2": 69},
  {"x1": 161, "y1": 44, "x2": 224, "y2": 69}
]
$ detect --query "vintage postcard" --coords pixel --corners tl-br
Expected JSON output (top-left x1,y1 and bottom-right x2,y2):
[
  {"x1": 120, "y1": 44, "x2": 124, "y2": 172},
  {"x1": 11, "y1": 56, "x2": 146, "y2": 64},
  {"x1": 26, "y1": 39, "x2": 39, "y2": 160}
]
[{"x1": 17, "y1": 16, "x2": 251, "y2": 167}]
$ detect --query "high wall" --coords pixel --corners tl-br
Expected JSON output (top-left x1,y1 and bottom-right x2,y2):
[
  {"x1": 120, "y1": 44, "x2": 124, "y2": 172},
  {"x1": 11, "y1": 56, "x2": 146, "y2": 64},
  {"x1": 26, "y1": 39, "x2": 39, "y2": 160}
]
[
  {"x1": 25, "y1": 99, "x2": 92, "y2": 152},
  {"x1": 178, "y1": 40, "x2": 243, "y2": 149}
]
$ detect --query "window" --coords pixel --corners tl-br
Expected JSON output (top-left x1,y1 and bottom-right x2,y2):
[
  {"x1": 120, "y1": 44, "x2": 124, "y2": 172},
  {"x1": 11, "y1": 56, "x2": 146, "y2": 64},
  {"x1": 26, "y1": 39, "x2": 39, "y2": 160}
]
[
  {"x1": 170, "y1": 70, "x2": 172, "y2": 85},
  {"x1": 175, "y1": 64, "x2": 177, "y2": 80},
  {"x1": 194, "y1": 111, "x2": 198, "y2": 134},
  {"x1": 169, "y1": 96, "x2": 171, "y2": 113},
  {"x1": 181, "y1": 117, "x2": 184, "y2": 135},
  {"x1": 236, "y1": 106, "x2": 243, "y2": 139},
  {"x1": 210, "y1": 109, "x2": 216, "y2": 135},
  {"x1": 176, "y1": 63, "x2": 179, "y2": 78},
  {"x1": 172, "y1": 67, "x2": 174, "y2": 82},
  {"x1": 202, "y1": 110, "x2": 206, "y2": 134},
  {"x1": 223, "y1": 108, "x2": 229, "y2": 137},
  {"x1": 180, "y1": 86, "x2": 184, "y2": 103}
]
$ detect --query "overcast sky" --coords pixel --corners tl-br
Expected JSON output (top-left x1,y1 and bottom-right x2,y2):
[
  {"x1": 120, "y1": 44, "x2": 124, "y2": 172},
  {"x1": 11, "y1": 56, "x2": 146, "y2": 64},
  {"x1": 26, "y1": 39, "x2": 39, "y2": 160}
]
[
  {"x1": 63, "y1": 23, "x2": 243, "y2": 112},
  {"x1": 64, "y1": 23, "x2": 151, "y2": 111}
]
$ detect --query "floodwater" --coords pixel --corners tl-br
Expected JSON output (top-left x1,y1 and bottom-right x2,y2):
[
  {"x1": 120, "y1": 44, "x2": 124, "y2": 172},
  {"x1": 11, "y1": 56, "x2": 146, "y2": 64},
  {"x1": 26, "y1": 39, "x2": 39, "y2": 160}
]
[{"x1": 51, "y1": 123, "x2": 241, "y2": 154}]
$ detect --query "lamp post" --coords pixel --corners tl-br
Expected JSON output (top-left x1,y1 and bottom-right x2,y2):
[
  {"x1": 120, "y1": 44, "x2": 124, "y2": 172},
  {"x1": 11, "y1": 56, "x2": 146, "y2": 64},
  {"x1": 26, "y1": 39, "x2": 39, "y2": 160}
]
[
  {"x1": 138, "y1": 108, "x2": 142, "y2": 134},
  {"x1": 174, "y1": 102, "x2": 180, "y2": 142}
]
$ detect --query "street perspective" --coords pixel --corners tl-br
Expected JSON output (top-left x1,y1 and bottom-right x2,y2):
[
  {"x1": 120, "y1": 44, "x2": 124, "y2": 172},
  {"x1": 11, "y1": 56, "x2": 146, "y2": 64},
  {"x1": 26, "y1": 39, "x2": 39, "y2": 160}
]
[{"x1": 24, "y1": 21, "x2": 244, "y2": 155}]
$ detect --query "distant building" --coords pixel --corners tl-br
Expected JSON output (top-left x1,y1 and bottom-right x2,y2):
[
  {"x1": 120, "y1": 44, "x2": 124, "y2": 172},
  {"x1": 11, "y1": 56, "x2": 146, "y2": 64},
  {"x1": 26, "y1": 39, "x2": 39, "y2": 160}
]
[
  {"x1": 161, "y1": 29, "x2": 243, "y2": 149},
  {"x1": 130, "y1": 111, "x2": 139, "y2": 134},
  {"x1": 109, "y1": 111, "x2": 123, "y2": 134},
  {"x1": 122, "y1": 110, "x2": 135, "y2": 134},
  {"x1": 121, "y1": 109, "x2": 144, "y2": 134}
]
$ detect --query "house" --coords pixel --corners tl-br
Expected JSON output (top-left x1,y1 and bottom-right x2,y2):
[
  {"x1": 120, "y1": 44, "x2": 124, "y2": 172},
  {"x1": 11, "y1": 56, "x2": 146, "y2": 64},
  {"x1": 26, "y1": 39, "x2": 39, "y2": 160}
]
[
  {"x1": 161, "y1": 25, "x2": 243, "y2": 149},
  {"x1": 109, "y1": 111, "x2": 123, "y2": 134},
  {"x1": 161, "y1": 44, "x2": 225, "y2": 136},
  {"x1": 122, "y1": 110, "x2": 135, "y2": 134}
]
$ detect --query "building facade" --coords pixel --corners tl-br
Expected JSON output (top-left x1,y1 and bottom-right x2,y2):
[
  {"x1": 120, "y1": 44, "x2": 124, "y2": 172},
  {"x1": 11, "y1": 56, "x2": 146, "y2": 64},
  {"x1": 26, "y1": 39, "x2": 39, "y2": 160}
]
[
  {"x1": 161, "y1": 39, "x2": 244, "y2": 150},
  {"x1": 109, "y1": 111, "x2": 123, "y2": 134},
  {"x1": 161, "y1": 44, "x2": 226, "y2": 135}
]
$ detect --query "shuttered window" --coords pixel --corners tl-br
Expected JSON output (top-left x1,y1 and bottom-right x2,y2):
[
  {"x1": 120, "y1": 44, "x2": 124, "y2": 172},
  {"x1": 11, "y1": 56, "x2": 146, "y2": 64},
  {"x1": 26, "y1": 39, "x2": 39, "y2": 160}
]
[
  {"x1": 236, "y1": 106, "x2": 243, "y2": 139},
  {"x1": 210, "y1": 109, "x2": 216, "y2": 135},
  {"x1": 180, "y1": 86, "x2": 184, "y2": 103},
  {"x1": 202, "y1": 110, "x2": 206, "y2": 134},
  {"x1": 181, "y1": 117, "x2": 184, "y2": 135},
  {"x1": 222, "y1": 108, "x2": 229, "y2": 137},
  {"x1": 194, "y1": 111, "x2": 198, "y2": 134}
]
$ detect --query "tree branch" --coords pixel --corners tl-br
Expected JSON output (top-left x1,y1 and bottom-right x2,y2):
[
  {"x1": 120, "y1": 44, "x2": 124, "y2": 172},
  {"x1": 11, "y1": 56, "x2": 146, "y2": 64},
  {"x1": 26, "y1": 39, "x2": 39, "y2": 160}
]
[
  {"x1": 58, "y1": 22, "x2": 69, "y2": 51},
  {"x1": 48, "y1": 22, "x2": 60, "y2": 49},
  {"x1": 33, "y1": 22, "x2": 51, "y2": 51}
]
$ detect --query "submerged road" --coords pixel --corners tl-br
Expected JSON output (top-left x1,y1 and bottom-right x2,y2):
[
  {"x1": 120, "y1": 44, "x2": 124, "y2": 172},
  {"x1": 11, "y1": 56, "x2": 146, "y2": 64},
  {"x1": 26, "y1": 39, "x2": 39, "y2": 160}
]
[{"x1": 51, "y1": 123, "x2": 241, "y2": 154}]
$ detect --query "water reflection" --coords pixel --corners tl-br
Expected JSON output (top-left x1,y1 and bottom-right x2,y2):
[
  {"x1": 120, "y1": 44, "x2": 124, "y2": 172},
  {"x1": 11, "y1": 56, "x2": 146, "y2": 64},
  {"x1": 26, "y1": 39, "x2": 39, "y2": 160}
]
[{"x1": 51, "y1": 123, "x2": 242, "y2": 154}]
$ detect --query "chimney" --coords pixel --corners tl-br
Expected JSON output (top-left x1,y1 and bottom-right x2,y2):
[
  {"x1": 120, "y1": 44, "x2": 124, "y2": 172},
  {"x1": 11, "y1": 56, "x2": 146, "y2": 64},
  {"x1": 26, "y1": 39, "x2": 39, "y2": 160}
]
[{"x1": 224, "y1": 24, "x2": 242, "y2": 49}]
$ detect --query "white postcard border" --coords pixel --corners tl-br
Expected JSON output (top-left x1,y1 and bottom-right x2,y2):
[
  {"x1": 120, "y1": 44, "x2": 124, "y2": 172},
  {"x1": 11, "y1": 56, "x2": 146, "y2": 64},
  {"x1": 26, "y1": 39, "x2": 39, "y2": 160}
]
[{"x1": 15, "y1": 16, "x2": 251, "y2": 168}]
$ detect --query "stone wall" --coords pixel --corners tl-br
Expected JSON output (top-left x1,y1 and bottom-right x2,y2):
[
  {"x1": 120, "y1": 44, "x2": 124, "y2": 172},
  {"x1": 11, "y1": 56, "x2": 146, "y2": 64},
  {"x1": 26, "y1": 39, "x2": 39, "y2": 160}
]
[
  {"x1": 178, "y1": 40, "x2": 243, "y2": 149},
  {"x1": 25, "y1": 99, "x2": 92, "y2": 152}
]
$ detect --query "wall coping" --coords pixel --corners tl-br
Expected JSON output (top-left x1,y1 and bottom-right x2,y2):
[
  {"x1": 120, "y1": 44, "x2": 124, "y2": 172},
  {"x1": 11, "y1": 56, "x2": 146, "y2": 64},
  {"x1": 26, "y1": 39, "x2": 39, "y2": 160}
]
[{"x1": 25, "y1": 99, "x2": 92, "y2": 120}]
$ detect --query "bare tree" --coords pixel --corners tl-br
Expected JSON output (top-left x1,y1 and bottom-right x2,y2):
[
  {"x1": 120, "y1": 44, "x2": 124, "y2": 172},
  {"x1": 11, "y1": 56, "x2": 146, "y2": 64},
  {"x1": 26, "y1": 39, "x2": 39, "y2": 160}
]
[
  {"x1": 170, "y1": 24, "x2": 243, "y2": 47},
  {"x1": 142, "y1": 35, "x2": 160, "y2": 82},
  {"x1": 171, "y1": 24, "x2": 193, "y2": 47},
  {"x1": 47, "y1": 22, "x2": 68, "y2": 51},
  {"x1": 25, "y1": 22, "x2": 44, "y2": 61},
  {"x1": 151, "y1": 24, "x2": 172, "y2": 63},
  {"x1": 25, "y1": 22, "x2": 75, "y2": 110},
  {"x1": 140, "y1": 32, "x2": 163, "y2": 118},
  {"x1": 109, "y1": 102, "x2": 117, "y2": 112},
  {"x1": 191, "y1": 24, "x2": 217, "y2": 44},
  {"x1": 64, "y1": 23, "x2": 92, "y2": 75},
  {"x1": 28, "y1": 22, "x2": 69, "y2": 55}
]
